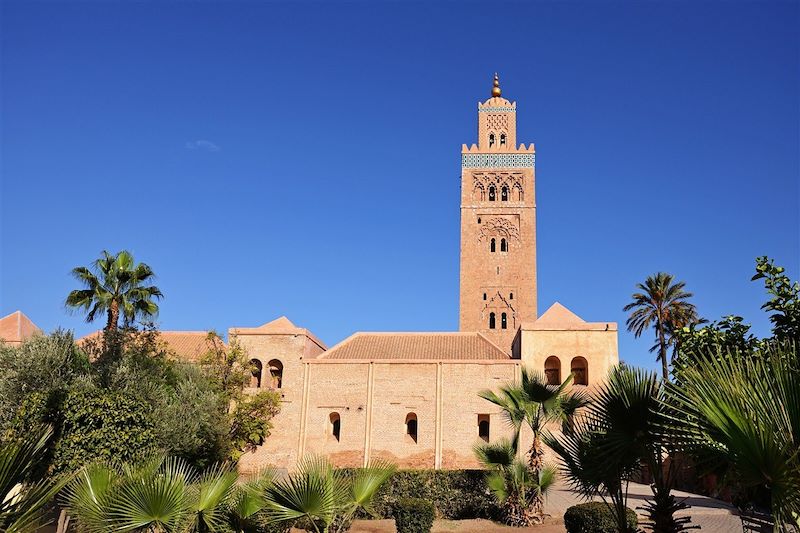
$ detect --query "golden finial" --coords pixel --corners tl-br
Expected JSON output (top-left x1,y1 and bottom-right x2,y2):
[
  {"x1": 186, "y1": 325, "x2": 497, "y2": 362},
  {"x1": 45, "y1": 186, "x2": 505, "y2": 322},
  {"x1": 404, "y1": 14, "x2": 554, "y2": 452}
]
[{"x1": 491, "y1": 73, "x2": 502, "y2": 97}]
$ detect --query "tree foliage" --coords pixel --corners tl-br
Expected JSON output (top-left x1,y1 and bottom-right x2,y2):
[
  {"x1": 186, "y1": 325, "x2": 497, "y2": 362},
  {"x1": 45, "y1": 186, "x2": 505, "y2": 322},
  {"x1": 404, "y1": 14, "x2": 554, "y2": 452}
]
[
  {"x1": 661, "y1": 343, "x2": 800, "y2": 529},
  {"x1": 65, "y1": 250, "x2": 162, "y2": 331},
  {"x1": 623, "y1": 272, "x2": 699, "y2": 381},
  {"x1": 752, "y1": 256, "x2": 800, "y2": 342}
]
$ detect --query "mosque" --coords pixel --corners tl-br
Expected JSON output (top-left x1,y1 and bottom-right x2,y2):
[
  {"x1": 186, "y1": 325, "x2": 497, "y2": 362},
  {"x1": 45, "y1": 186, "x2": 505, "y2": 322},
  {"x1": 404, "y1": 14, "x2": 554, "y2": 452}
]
[{"x1": 1, "y1": 76, "x2": 619, "y2": 471}]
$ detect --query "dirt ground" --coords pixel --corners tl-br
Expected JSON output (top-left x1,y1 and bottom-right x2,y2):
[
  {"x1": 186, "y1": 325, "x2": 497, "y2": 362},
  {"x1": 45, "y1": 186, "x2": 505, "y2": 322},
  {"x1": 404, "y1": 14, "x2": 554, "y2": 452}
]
[{"x1": 350, "y1": 518, "x2": 567, "y2": 533}]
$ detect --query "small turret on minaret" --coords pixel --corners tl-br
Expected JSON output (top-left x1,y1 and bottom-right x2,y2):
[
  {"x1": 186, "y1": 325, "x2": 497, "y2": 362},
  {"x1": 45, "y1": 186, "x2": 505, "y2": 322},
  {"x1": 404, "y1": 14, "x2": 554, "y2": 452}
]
[{"x1": 477, "y1": 73, "x2": 518, "y2": 152}]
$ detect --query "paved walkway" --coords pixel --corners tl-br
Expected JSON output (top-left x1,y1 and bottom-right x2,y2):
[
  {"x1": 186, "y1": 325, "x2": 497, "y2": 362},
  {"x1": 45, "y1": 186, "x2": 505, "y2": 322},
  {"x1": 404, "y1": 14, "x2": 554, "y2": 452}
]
[{"x1": 545, "y1": 481, "x2": 741, "y2": 531}]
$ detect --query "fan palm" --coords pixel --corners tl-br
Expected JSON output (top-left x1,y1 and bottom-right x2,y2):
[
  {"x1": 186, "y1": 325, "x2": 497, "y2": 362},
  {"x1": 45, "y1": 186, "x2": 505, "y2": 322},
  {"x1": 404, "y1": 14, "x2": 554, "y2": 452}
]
[
  {"x1": 659, "y1": 342, "x2": 800, "y2": 530},
  {"x1": 624, "y1": 272, "x2": 698, "y2": 381},
  {"x1": 63, "y1": 456, "x2": 263, "y2": 533},
  {"x1": 478, "y1": 368, "x2": 586, "y2": 522},
  {"x1": 264, "y1": 455, "x2": 395, "y2": 533},
  {"x1": 0, "y1": 428, "x2": 68, "y2": 533},
  {"x1": 479, "y1": 368, "x2": 588, "y2": 472},
  {"x1": 474, "y1": 439, "x2": 557, "y2": 526},
  {"x1": 227, "y1": 472, "x2": 275, "y2": 533},
  {"x1": 66, "y1": 250, "x2": 163, "y2": 331},
  {"x1": 549, "y1": 365, "x2": 695, "y2": 532}
]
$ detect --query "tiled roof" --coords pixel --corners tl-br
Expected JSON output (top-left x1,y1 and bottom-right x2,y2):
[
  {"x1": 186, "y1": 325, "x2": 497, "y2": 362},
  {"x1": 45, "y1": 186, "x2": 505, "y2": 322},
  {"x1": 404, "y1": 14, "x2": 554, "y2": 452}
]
[
  {"x1": 0, "y1": 311, "x2": 41, "y2": 345},
  {"x1": 316, "y1": 332, "x2": 510, "y2": 361},
  {"x1": 79, "y1": 330, "x2": 224, "y2": 362},
  {"x1": 158, "y1": 331, "x2": 224, "y2": 362}
]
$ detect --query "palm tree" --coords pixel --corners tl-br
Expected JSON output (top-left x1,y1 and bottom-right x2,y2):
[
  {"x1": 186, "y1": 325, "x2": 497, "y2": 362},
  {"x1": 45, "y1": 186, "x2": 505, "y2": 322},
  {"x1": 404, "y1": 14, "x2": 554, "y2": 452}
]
[
  {"x1": 66, "y1": 250, "x2": 163, "y2": 331},
  {"x1": 264, "y1": 455, "x2": 395, "y2": 533},
  {"x1": 479, "y1": 368, "x2": 588, "y2": 471},
  {"x1": 546, "y1": 366, "x2": 695, "y2": 533},
  {"x1": 624, "y1": 272, "x2": 698, "y2": 381},
  {"x1": 660, "y1": 342, "x2": 800, "y2": 530},
  {"x1": 478, "y1": 368, "x2": 587, "y2": 521},
  {"x1": 474, "y1": 439, "x2": 556, "y2": 526},
  {"x1": 0, "y1": 428, "x2": 68, "y2": 533}
]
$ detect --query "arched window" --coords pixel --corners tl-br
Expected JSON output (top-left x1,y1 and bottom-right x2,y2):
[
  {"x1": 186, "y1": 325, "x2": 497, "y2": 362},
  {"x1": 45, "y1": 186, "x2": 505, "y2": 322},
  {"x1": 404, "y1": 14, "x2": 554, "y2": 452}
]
[
  {"x1": 500, "y1": 238, "x2": 507, "y2": 252},
  {"x1": 489, "y1": 133, "x2": 495, "y2": 147},
  {"x1": 517, "y1": 187, "x2": 524, "y2": 201},
  {"x1": 571, "y1": 356, "x2": 588, "y2": 386},
  {"x1": 249, "y1": 359, "x2": 262, "y2": 388},
  {"x1": 489, "y1": 312, "x2": 496, "y2": 329},
  {"x1": 501, "y1": 186, "x2": 508, "y2": 201},
  {"x1": 501, "y1": 312, "x2": 507, "y2": 329},
  {"x1": 483, "y1": 293, "x2": 487, "y2": 301},
  {"x1": 478, "y1": 414, "x2": 490, "y2": 442},
  {"x1": 545, "y1": 356, "x2": 561, "y2": 385},
  {"x1": 406, "y1": 413, "x2": 418, "y2": 443},
  {"x1": 330, "y1": 412, "x2": 341, "y2": 442},
  {"x1": 500, "y1": 133, "x2": 506, "y2": 146},
  {"x1": 490, "y1": 238, "x2": 496, "y2": 252},
  {"x1": 509, "y1": 292, "x2": 513, "y2": 300},
  {"x1": 488, "y1": 186, "x2": 496, "y2": 201},
  {"x1": 268, "y1": 359, "x2": 283, "y2": 389}
]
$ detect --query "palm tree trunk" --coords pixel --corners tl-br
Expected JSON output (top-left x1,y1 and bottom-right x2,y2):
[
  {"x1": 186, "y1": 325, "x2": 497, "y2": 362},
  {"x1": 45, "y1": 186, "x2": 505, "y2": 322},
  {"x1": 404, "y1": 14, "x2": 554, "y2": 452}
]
[
  {"x1": 106, "y1": 300, "x2": 119, "y2": 331},
  {"x1": 657, "y1": 323, "x2": 669, "y2": 382},
  {"x1": 528, "y1": 433, "x2": 544, "y2": 473}
]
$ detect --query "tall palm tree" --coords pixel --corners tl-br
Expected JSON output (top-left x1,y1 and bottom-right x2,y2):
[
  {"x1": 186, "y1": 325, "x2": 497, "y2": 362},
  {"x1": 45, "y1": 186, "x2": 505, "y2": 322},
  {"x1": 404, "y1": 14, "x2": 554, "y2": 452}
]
[
  {"x1": 0, "y1": 428, "x2": 68, "y2": 533},
  {"x1": 624, "y1": 272, "x2": 698, "y2": 381},
  {"x1": 66, "y1": 250, "x2": 163, "y2": 331},
  {"x1": 478, "y1": 368, "x2": 588, "y2": 520},
  {"x1": 474, "y1": 439, "x2": 557, "y2": 526},
  {"x1": 660, "y1": 343, "x2": 800, "y2": 530}
]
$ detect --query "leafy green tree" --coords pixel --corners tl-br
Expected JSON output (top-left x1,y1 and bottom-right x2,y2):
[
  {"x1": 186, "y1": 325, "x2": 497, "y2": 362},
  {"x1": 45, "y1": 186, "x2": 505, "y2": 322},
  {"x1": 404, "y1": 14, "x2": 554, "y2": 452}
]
[
  {"x1": 52, "y1": 388, "x2": 158, "y2": 474},
  {"x1": 478, "y1": 368, "x2": 586, "y2": 522},
  {"x1": 673, "y1": 315, "x2": 759, "y2": 368},
  {"x1": 660, "y1": 343, "x2": 800, "y2": 529},
  {"x1": 623, "y1": 272, "x2": 699, "y2": 381},
  {"x1": 199, "y1": 333, "x2": 282, "y2": 461},
  {"x1": 752, "y1": 256, "x2": 800, "y2": 342},
  {"x1": 265, "y1": 456, "x2": 395, "y2": 533},
  {"x1": 0, "y1": 428, "x2": 69, "y2": 533},
  {"x1": 66, "y1": 250, "x2": 163, "y2": 331},
  {"x1": 473, "y1": 439, "x2": 556, "y2": 526}
]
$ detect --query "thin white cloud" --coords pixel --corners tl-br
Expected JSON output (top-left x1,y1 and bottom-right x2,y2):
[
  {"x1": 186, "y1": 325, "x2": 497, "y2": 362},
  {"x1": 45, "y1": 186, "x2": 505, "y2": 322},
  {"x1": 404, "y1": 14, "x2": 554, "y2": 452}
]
[{"x1": 185, "y1": 140, "x2": 221, "y2": 152}]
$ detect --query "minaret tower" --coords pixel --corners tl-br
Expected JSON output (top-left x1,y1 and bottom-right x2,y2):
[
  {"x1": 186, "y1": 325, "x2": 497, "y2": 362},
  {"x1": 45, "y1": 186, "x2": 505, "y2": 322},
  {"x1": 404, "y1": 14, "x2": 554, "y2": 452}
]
[{"x1": 458, "y1": 75, "x2": 537, "y2": 351}]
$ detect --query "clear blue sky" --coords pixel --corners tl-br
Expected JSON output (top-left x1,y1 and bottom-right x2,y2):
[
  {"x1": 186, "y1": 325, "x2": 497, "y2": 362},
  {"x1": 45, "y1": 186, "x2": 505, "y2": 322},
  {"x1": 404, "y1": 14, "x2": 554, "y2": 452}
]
[{"x1": 1, "y1": 1, "x2": 798, "y2": 370}]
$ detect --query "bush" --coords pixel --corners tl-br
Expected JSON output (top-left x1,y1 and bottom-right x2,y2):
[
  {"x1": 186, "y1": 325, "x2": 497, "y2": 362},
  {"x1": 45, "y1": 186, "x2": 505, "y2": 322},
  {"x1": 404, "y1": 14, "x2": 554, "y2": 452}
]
[
  {"x1": 341, "y1": 468, "x2": 497, "y2": 520},
  {"x1": 394, "y1": 498, "x2": 434, "y2": 533},
  {"x1": 564, "y1": 502, "x2": 637, "y2": 533}
]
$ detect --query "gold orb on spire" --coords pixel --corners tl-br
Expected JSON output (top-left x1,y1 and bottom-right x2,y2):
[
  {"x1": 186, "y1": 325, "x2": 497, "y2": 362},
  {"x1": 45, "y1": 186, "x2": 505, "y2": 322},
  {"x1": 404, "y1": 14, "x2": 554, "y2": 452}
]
[{"x1": 491, "y1": 73, "x2": 502, "y2": 97}]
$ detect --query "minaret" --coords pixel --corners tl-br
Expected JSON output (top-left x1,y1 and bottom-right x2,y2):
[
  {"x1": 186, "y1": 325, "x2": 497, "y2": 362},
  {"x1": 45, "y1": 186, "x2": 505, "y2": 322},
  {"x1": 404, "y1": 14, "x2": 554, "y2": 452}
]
[{"x1": 458, "y1": 75, "x2": 537, "y2": 351}]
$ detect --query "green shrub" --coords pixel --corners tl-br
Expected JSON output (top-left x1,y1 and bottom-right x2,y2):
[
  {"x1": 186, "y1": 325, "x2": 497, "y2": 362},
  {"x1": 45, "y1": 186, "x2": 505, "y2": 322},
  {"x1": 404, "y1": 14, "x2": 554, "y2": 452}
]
[
  {"x1": 341, "y1": 468, "x2": 497, "y2": 520},
  {"x1": 394, "y1": 498, "x2": 434, "y2": 533},
  {"x1": 564, "y1": 502, "x2": 637, "y2": 533}
]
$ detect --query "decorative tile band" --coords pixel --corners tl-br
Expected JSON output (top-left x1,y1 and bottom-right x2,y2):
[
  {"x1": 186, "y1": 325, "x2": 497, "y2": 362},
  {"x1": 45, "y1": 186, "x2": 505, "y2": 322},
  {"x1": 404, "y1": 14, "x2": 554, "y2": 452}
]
[
  {"x1": 479, "y1": 106, "x2": 516, "y2": 113},
  {"x1": 462, "y1": 153, "x2": 535, "y2": 168}
]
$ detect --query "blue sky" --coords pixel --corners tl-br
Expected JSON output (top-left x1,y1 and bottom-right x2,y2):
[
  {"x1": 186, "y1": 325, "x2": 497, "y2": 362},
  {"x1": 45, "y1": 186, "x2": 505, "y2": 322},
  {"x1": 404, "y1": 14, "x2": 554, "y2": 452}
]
[{"x1": 1, "y1": 1, "x2": 798, "y2": 370}]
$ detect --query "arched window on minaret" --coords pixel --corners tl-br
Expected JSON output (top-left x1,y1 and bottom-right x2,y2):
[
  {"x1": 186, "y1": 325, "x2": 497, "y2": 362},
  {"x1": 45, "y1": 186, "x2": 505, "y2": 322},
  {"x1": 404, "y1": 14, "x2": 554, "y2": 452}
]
[
  {"x1": 489, "y1": 312, "x2": 496, "y2": 329},
  {"x1": 500, "y1": 133, "x2": 506, "y2": 146},
  {"x1": 488, "y1": 186, "x2": 496, "y2": 201},
  {"x1": 500, "y1": 238, "x2": 507, "y2": 252},
  {"x1": 501, "y1": 186, "x2": 508, "y2": 201},
  {"x1": 501, "y1": 312, "x2": 508, "y2": 329},
  {"x1": 489, "y1": 133, "x2": 495, "y2": 147},
  {"x1": 490, "y1": 238, "x2": 496, "y2": 253}
]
